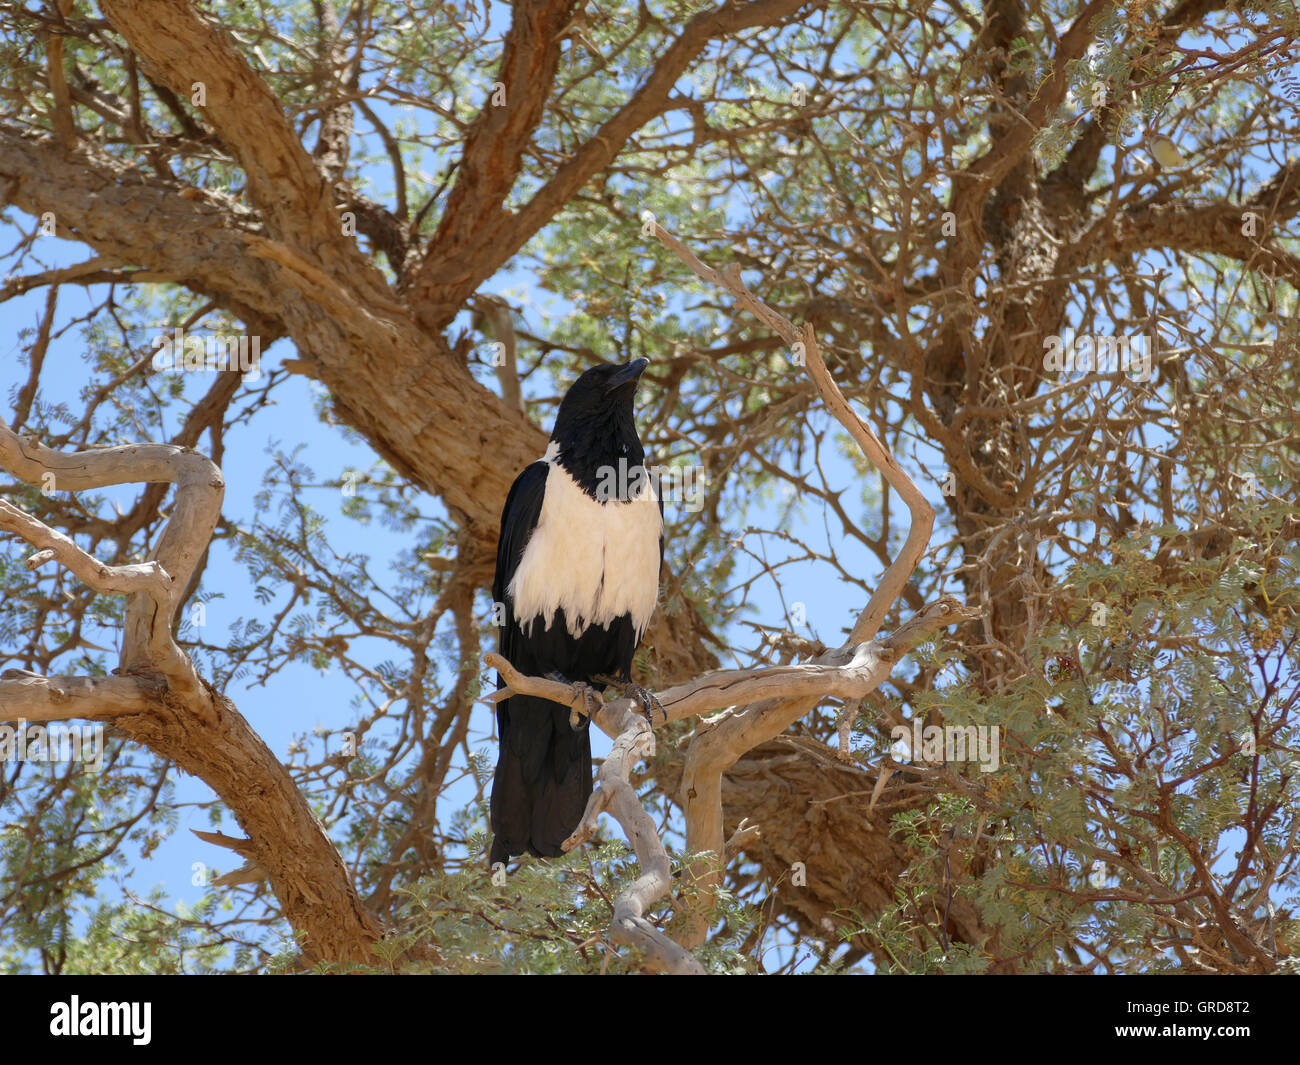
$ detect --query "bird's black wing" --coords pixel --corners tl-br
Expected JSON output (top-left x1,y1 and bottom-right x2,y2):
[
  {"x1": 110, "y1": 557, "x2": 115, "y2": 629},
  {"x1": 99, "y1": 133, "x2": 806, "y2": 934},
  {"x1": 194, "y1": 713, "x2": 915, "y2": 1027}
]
[
  {"x1": 492, "y1": 460, "x2": 548, "y2": 610},
  {"x1": 489, "y1": 460, "x2": 593, "y2": 863}
]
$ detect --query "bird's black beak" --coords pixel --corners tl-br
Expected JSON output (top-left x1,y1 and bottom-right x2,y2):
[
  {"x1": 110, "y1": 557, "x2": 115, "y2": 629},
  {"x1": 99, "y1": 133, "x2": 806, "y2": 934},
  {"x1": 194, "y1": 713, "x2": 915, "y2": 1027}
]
[{"x1": 605, "y1": 357, "x2": 649, "y2": 393}]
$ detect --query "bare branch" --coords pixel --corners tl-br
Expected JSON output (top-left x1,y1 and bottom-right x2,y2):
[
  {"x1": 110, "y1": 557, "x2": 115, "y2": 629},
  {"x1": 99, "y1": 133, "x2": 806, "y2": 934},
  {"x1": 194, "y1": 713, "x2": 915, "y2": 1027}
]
[
  {"x1": 648, "y1": 219, "x2": 936, "y2": 643},
  {"x1": 0, "y1": 420, "x2": 222, "y2": 694},
  {"x1": 1, "y1": 497, "x2": 171, "y2": 603},
  {"x1": 0, "y1": 671, "x2": 160, "y2": 722}
]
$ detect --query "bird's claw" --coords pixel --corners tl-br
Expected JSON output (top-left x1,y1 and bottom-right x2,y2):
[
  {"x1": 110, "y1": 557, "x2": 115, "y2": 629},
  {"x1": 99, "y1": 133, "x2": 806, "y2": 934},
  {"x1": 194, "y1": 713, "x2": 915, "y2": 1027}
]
[
  {"x1": 631, "y1": 684, "x2": 666, "y2": 728},
  {"x1": 593, "y1": 674, "x2": 665, "y2": 727},
  {"x1": 550, "y1": 673, "x2": 598, "y2": 730}
]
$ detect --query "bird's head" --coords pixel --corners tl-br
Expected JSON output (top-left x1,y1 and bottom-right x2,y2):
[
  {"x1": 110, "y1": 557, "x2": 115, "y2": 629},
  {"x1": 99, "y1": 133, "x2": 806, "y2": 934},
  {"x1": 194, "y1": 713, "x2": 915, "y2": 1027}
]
[
  {"x1": 550, "y1": 357, "x2": 648, "y2": 441},
  {"x1": 549, "y1": 357, "x2": 650, "y2": 487}
]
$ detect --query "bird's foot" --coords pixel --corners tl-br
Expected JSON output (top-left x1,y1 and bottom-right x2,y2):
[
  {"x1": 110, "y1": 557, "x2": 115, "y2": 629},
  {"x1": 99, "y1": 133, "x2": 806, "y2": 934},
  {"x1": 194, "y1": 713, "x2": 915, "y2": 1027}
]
[
  {"x1": 592, "y1": 675, "x2": 666, "y2": 728},
  {"x1": 549, "y1": 672, "x2": 598, "y2": 730}
]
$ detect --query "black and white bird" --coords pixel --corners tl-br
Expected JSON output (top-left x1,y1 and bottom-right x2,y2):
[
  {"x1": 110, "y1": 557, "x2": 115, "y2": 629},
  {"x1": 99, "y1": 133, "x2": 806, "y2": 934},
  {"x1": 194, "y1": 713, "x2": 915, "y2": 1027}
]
[{"x1": 489, "y1": 358, "x2": 663, "y2": 865}]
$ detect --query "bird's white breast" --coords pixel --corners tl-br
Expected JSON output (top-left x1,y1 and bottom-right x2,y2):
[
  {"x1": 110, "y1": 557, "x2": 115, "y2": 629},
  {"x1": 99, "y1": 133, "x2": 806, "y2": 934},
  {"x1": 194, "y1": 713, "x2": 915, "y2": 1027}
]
[{"x1": 509, "y1": 444, "x2": 662, "y2": 640}]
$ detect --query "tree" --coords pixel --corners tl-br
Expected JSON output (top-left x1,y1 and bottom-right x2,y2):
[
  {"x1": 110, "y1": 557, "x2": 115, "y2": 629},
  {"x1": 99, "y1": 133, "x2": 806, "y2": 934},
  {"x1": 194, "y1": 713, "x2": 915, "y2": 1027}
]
[{"x1": 1, "y1": 0, "x2": 1297, "y2": 973}]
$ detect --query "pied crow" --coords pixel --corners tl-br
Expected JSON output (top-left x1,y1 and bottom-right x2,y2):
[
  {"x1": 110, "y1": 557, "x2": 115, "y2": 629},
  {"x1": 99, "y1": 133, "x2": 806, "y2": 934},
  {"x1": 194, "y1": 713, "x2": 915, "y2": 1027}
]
[{"x1": 489, "y1": 357, "x2": 663, "y2": 865}]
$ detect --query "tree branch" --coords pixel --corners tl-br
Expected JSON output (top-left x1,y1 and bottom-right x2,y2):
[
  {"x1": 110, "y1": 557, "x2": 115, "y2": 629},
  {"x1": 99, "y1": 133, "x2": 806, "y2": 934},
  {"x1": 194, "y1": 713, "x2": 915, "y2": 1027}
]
[
  {"x1": 0, "y1": 671, "x2": 161, "y2": 722},
  {"x1": 0, "y1": 421, "x2": 383, "y2": 964},
  {"x1": 0, "y1": 421, "x2": 222, "y2": 694},
  {"x1": 409, "y1": 0, "x2": 824, "y2": 328},
  {"x1": 485, "y1": 596, "x2": 976, "y2": 970},
  {"x1": 97, "y1": 0, "x2": 342, "y2": 257}
]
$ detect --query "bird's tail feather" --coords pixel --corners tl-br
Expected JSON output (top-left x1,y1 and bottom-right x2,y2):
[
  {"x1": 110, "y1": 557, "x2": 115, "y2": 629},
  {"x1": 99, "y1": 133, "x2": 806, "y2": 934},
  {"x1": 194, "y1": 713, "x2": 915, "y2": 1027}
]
[{"x1": 490, "y1": 692, "x2": 593, "y2": 864}]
